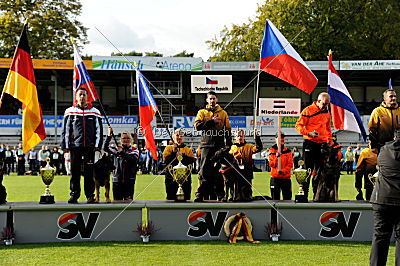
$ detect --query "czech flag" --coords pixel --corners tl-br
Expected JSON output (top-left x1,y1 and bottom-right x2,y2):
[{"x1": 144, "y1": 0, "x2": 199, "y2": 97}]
[
  {"x1": 137, "y1": 69, "x2": 158, "y2": 160},
  {"x1": 327, "y1": 50, "x2": 366, "y2": 141},
  {"x1": 1, "y1": 24, "x2": 46, "y2": 152},
  {"x1": 73, "y1": 43, "x2": 98, "y2": 104},
  {"x1": 206, "y1": 77, "x2": 218, "y2": 85},
  {"x1": 260, "y1": 20, "x2": 318, "y2": 94}
]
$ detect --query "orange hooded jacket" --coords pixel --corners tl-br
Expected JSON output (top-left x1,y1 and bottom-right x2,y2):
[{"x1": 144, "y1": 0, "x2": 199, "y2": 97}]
[
  {"x1": 268, "y1": 145, "x2": 293, "y2": 179},
  {"x1": 295, "y1": 101, "x2": 332, "y2": 143}
]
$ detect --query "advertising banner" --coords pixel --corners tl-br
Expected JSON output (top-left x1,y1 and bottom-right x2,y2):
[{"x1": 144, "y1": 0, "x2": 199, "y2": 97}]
[
  {"x1": 92, "y1": 56, "x2": 203, "y2": 71},
  {"x1": 0, "y1": 58, "x2": 92, "y2": 69},
  {"x1": 258, "y1": 98, "x2": 301, "y2": 117},
  {"x1": 340, "y1": 60, "x2": 400, "y2": 70},
  {"x1": 191, "y1": 75, "x2": 232, "y2": 93}
]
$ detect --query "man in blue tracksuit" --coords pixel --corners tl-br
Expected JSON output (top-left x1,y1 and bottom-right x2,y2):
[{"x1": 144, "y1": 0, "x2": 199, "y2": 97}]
[{"x1": 62, "y1": 88, "x2": 103, "y2": 204}]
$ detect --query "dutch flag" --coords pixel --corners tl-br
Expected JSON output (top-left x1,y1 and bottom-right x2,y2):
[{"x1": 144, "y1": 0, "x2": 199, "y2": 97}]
[{"x1": 327, "y1": 50, "x2": 366, "y2": 141}]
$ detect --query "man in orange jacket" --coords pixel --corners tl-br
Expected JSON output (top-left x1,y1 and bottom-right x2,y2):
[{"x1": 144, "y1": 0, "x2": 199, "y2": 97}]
[
  {"x1": 295, "y1": 92, "x2": 332, "y2": 198},
  {"x1": 268, "y1": 132, "x2": 293, "y2": 200}
]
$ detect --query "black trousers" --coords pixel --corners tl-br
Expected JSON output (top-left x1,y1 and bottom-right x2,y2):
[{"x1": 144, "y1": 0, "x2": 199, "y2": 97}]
[
  {"x1": 17, "y1": 159, "x2": 25, "y2": 175},
  {"x1": 196, "y1": 147, "x2": 225, "y2": 200},
  {"x1": 70, "y1": 147, "x2": 95, "y2": 200},
  {"x1": 270, "y1": 178, "x2": 292, "y2": 200},
  {"x1": 165, "y1": 177, "x2": 191, "y2": 200},
  {"x1": 355, "y1": 171, "x2": 374, "y2": 201},
  {"x1": 370, "y1": 203, "x2": 400, "y2": 266},
  {"x1": 113, "y1": 179, "x2": 136, "y2": 200},
  {"x1": 29, "y1": 159, "x2": 37, "y2": 172},
  {"x1": 346, "y1": 161, "x2": 354, "y2": 174},
  {"x1": 303, "y1": 140, "x2": 323, "y2": 198}
]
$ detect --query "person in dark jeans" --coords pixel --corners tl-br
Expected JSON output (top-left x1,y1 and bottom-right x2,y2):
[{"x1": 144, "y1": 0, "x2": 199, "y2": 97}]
[
  {"x1": 370, "y1": 129, "x2": 400, "y2": 265},
  {"x1": 61, "y1": 88, "x2": 103, "y2": 204}
]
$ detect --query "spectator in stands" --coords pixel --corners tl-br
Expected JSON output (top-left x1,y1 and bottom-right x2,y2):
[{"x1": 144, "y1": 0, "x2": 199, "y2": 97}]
[
  {"x1": 268, "y1": 132, "x2": 293, "y2": 200},
  {"x1": 163, "y1": 129, "x2": 195, "y2": 201},
  {"x1": 104, "y1": 127, "x2": 139, "y2": 201},
  {"x1": 38, "y1": 145, "x2": 50, "y2": 167},
  {"x1": 28, "y1": 148, "x2": 38, "y2": 174},
  {"x1": 355, "y1": 141, "x2": 377, "y2": 201},
  {"x1": 50, "y1": 147, "x2": 61, "y2": 174},
  {"x1": 370, "y1": 129, "x2": 400, "y2": 265},
  {"x1": 138, "y1": 149, "x2": 147, "y2": 174},
  {"x1": 292, "y1": 147, "x2": 301, "y2": 168},
  {"x1": 194, "y1": 91, "x2": 232, "y2": 202},
  {"x1": 62, "y1": 87, "x2": 103, "y2": 204},
  {"x1": 16, "y1": 143, "x2": 25, "y2": 175},
  {"x1": 345, "y1": 146, "x2": 355, "y2": 175},
  {"x1": 230, "y1": 129, "x2": 262, "y2": 201},
  {"x1": 369, "y1": 89, "x2": 400, "y2": 151},
  {"x1": 64, "y1": 150, "x2": 71, "y2": 176},
  {"x1": 4, "y1": 146, "x2": 13, "y2": 175},
  {"x1": 145, "y1": 148, "x2": 153, "y2": 174},
  {"x1": 11, "y1": 146, "x2": 17, "y2": 173},
  {"x1": 295, "y1": 92, "x2": 332, "y2": 198},
  {"x1": 58, "y1": 146, "x2": 66, "y2": 175},
  {"x1": 354, "y1": 144, "x2": 362, "y2": 163}
]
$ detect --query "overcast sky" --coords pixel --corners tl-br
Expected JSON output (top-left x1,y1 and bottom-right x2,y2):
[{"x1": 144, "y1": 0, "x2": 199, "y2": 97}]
[{"x1": 80, "y1": 0, "x2": 262, "y2": 60}]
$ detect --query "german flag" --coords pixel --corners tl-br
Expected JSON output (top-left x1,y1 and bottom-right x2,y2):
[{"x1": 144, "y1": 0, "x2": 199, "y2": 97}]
[{"x1": 2, "y1": 24, "x2": 46, "y2": 152}]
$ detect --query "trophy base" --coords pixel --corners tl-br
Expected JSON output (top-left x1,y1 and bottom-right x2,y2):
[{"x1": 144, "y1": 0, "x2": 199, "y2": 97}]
[
  {"x1": 295, "y1": 194, "x2": 308, "y2": 203},
  {"x1": 175, "y1": 194, "x2": 186, "y2": 202},
  {"x1": 40, "y1": 195, "x2": 55, "y2": 204}
]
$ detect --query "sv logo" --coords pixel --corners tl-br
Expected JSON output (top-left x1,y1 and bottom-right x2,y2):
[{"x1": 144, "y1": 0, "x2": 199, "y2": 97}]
[
  {"x1": 319, "y1": 211, "x2": 361, "y2": 238},
  {"x1": 187, "y1": 211, "x2": 228, "y2": 238},
  {"x1": 57, "y1": 212, "x2": 100, "y2": 240}
]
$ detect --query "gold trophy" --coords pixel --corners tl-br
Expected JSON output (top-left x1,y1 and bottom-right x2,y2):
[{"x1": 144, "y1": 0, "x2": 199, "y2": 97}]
[
  {"x1": 293, "y1": 160, "x2": 310, "y2": 203},
  {"x1": 168, "y1": 155, "x2": 193, "y2": 201},
  {"x1": 368, "y1": 166, "x2": 380, "y2": 186},
  {"x1": 39, "y1": 158, "x2": 56, "y2": 204}
]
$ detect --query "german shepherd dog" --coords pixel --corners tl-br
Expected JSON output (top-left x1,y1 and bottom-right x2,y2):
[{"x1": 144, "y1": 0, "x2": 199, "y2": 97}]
[
  {"x1": 93, "y1": 153, "x2": 115, "y2": 203},
  {"x1": 212, "y1": 147, "x2": 240, "y2": 202},
  {"x1": 313, "y1": 143, "x2": 341, "y2": 202}
]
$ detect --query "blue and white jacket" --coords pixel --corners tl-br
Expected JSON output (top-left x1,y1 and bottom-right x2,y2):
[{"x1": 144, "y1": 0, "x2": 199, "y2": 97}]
[{"x1": 62, "y1": 104, "x2": 103, "y2": 150}]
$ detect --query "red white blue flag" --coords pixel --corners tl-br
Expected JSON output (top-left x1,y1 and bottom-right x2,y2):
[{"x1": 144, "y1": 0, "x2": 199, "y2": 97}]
[
  {"x1": 137, "y1": 69, "x2": 158, "y2": 160},
  {"x1": 260, "y1": 20, "x2": 318, "y2": 94},
  {"x1": 73, "y1": 43, "x2": 98, "y2": 104},
  {"x1": 206, "y1": 77, "x2": 218, "y2": 85},
  {"x1": 327, "y1": 51, "x2": 366, "y2": 141}
]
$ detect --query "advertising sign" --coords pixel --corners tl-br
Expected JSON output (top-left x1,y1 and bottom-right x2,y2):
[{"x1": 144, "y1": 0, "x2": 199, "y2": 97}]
[
  {"x1": 92, "y1": 56, "x2": 203, "y2": 71},
  {"x1": 191, "y1": 75, "x2": 232, "y2": 93},
  {"x1": 340, "y1": 60, "x2": 400, "y2": 70},
  {"x1": 258, "y1": 98, "x2": 301, "y2": 117},
  {"x1": 0, "y1": 58, "x2": 92, "y2": 69}
]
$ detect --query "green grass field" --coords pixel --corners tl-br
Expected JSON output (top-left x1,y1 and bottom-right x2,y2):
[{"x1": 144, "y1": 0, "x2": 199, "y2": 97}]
[
  {"x1": 3, "y1": 171, "x2": 361, "y2": 202},
  {"x1": 0, "y1": 172, "x2": 395, "y2": 265}
]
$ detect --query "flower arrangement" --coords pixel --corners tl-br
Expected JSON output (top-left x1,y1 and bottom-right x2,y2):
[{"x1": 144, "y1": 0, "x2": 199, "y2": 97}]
[
  {"x1": 1, "y1": 226, "x2": 15, "y2": 245},
  {"x1": 265, "y1": 222, "x2": 282, "y2": 241},
  {"x1": 135, "y1": 221, "x2": 156, "y2": 236}
]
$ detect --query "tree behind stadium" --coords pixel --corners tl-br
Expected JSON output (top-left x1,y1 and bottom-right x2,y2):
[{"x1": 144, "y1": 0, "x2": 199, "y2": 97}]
[
  {"x1": 207, "y1": 0, "x2": 400, "y2": 61},
  {"x1": 0, "y1": 0, "x2": 87, "y2": 59}
]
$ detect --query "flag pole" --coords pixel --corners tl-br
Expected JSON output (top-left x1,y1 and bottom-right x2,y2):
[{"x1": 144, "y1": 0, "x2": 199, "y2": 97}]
[
  {"x1": 0, "y1": 18, "x2": 30, "y2": 110},
  {"x1": 71, "y1": 38, "x2": 119, "y2": 146}
]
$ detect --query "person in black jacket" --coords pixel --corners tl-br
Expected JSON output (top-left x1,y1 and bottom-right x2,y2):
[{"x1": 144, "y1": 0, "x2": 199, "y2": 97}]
[
  {"x1": 104, "y1": 127, "x2": 139, "y2": 201},
  {"x1": 370, "y1": 129, "x2": 400, "y2": 265},
  {"x1": 62, "y1": 88, "x2": 103, "y2": 204}
]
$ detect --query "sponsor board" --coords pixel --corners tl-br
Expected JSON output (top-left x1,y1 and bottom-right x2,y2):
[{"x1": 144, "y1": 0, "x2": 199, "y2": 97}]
[
  {"x1": 57, "y1": 212, "x2": 100, "y2": 240},
  {"x1": 259, "y1": 98, "x2": 301, "y2": 117},
  {"x1": 319, "y1": 211, "x2": 361, "y2": 239},
  {"x1": 92, "y1": 56, "x2": 203, "y2": 71},
  {"x1": 340, "y1": 60, "x2": 400, "y2": 70},
  {"x1": 191, "y1": 75, "x2": 232, "y2": 93}
]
